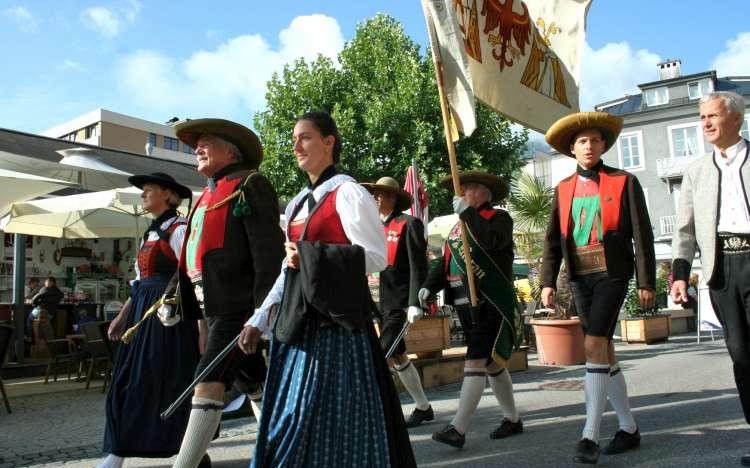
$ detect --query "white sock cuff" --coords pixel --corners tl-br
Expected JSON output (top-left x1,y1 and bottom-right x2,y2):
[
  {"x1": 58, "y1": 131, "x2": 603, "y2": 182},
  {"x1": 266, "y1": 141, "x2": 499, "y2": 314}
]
[
  {"x1": 609, "y1": 364, "x2": 621, "y2": 376},
  {"x1": 585, "y1": 362, "x2": 610, "y2": 373},
  {"x1": 191, "y1": 396, "x2": 224, "y2": 409},
  {"x1": 464, "y1": 367, "x2": 487, "y2": 378},
  {"x1": 395, "y1": 360, "x2": 413, "y2": 372}
]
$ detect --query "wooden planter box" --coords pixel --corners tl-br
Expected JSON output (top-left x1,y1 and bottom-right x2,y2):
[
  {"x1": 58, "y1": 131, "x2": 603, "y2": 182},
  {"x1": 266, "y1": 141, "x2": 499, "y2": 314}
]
[
  {"x1": 405, "y1": 316, "x2": 450, "y2": 358},
  {"x1": 621, "y1": 315, "x2": 670, "y2": 344},
  {"x1": 665, "y1": 308, "x2": 696, "y2": 334}
]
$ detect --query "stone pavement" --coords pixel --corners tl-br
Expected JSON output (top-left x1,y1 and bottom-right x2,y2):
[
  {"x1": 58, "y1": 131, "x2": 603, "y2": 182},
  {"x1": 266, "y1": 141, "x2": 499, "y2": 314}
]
[{"x1": 1, "y1": 333, "x2": 748, "y2": 467}]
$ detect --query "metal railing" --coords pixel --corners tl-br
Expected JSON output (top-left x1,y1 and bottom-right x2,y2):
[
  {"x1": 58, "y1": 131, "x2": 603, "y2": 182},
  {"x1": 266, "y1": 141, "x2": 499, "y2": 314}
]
[{"x1": 655, "y1": 155, "x2": 701, "y2": 178}]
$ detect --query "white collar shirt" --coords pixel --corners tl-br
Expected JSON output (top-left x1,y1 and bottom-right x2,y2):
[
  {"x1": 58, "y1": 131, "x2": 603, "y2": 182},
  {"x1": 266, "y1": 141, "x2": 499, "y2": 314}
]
[{"x1": 715, "y1": 138, "x2": 750, "y2": 233}]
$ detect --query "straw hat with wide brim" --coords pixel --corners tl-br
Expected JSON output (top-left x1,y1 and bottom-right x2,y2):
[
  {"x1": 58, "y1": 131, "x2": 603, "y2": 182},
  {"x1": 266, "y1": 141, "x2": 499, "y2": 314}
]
[
  {"x1": 175, "y1": 118, "x2": 263, "y2": 169},
  {"x1": 128, "y1": 172, "x2": 193, "y2": 200},
  {"x1": 361, "y1": 176, "x2": 413, "y2": 212},
  {"x1": 440, "y1": 171, "x2": 509, "y2": 202},
  {"x1": 545, "y1": 112, "x2": 623, "y2": 157}
]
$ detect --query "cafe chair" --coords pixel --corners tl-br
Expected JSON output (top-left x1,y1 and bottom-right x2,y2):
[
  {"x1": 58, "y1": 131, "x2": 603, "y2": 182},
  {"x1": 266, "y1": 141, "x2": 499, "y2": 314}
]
[
  {"x1": 0, "y1": 324, "x2": 14, "y2": 413},
  {"x1": 81, "y1": 321, "x2": 111, "y2": 391},
  {"x1": 43, "y1": 338, "x2": 81, "y2": 384}
]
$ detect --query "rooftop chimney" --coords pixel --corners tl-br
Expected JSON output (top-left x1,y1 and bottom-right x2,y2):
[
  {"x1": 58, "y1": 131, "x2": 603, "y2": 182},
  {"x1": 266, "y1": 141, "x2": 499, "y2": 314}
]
[
  {"x1": 165, "y1": 117, "x2": 179, "y2": 125},
  {"x1": 657, "y1": 59, "x2": 682, "y2": 81}
]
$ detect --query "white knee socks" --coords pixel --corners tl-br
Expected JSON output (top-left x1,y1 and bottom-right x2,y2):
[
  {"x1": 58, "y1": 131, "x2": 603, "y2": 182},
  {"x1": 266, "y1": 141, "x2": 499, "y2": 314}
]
[
  {"x1": 487, "y1": 366, "x2": 519, "y2": 423},
  {"x1": 173, "y1": 396, "x2": 223, "y2": 468},
  {"x1": 582, "y1": 362, "x2": 610, "y2": 442},
  {"x1": 450, "y1": 368, "x2": 486, "y2": 434},
  {"x1": 396, "y1": 360, "x2": 430, "y2": 411},
  {"x1": 95, "y1": 454, "x2": 124, "y2": 468},
  {"x1": 608, "y1": 364, "x2": 637, "y2": 433}
]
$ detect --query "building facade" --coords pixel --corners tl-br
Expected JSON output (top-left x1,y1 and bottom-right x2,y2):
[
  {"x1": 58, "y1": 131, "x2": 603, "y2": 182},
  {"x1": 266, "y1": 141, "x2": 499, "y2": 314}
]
[
  {"x1": 593, "y1": 60, "x2": 750, "y2": 263},
  {"x1": 41, "y1": 109, "x2": 195, "y2": 165}
]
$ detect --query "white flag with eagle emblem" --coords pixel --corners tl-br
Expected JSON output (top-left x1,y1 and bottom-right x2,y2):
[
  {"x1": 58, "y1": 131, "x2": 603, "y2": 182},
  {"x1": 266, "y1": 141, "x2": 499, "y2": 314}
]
[{"x1": 422, "y1": 0, "x2": 592, "y2": 135}]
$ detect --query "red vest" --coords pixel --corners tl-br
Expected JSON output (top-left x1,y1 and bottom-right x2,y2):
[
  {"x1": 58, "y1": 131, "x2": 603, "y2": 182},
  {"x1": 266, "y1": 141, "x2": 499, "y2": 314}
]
[
  {"x1": 138, "y1": 220, "x2": 184, "y2": 278},
  {"x1": 556, "y1": 170, "x2": 626, "y2": 240},
  {"x1": 287, "y1": 187, "x2": 349, "y2": 244},
  {"x1": 384, "y1": 217, "x2": 407, "y2": 267},
  {"x1": 182, "y1": 177, "x2": 240, "y2": 278}
]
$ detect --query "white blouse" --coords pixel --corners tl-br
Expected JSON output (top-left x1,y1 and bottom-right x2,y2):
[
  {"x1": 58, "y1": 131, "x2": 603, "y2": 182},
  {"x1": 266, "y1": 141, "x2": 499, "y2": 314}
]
[{"x1": 246, "y1": 174, "x2": 386, "y2": 335}]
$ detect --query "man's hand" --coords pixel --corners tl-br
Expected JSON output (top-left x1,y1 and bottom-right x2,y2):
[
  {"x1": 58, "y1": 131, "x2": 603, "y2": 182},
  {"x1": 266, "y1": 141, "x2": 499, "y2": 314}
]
[
  {"x1": 638, "y1": 288, "x2": 656, "y2": 310},
  {"x1": 417, "y1": 288, "x2": 431, "y2": 308},
  {"x1": 285, "y1": 242, "x2": 299, "y2": 269},
  {"x1": 453, "y1": 196, "x2": 470, "y2": 215},
  {"x1": 671, "y1": 280, "x2": 688, "y2": 304},
  {"x1": 407, "y1": 306, "x2": 423, "y2": 324},
  {"x1": 541, "y1": 287, "x2": 556, "y2": 309},
  {"x1": 238, "y1": 325, "x2": 262, "y2": 355}
]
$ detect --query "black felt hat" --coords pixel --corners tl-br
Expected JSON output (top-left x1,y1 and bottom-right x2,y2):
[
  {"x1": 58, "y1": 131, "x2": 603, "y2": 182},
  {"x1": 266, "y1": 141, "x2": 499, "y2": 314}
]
[{"x1": 128, "y1": 172, "x2": 193, "y2": 200}]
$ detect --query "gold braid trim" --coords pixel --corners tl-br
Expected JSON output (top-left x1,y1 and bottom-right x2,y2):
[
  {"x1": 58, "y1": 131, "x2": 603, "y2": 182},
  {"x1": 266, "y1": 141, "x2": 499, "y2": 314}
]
[
  {"x1": 121, "y1": 295, "x2": 178, "y2": 344},
  {"x1": 205, "y1": 170, "x2": 257, "y2": 212}
]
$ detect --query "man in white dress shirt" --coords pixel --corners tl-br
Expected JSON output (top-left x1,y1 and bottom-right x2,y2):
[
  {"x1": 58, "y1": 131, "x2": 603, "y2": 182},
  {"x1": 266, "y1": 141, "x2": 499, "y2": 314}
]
[{"x1": 670, "y1": 90, "x2": 750, "y2": 466}]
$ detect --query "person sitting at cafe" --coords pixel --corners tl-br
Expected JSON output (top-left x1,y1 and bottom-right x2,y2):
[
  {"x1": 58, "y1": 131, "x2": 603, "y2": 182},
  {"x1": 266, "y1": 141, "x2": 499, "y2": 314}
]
[{"x1": 28, "y1": 277, "x2": 64, "y2": 339}]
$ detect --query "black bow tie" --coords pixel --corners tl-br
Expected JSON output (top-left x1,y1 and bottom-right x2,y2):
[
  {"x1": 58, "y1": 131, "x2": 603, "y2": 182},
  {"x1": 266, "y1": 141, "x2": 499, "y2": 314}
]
[{"x1": 577, "y1": 161, "x2": 603, "y2": 182}]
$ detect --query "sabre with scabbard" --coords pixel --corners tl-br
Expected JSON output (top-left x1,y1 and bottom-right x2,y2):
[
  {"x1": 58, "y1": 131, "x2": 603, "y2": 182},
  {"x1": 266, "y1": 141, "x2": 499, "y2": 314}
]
[{"x1": 160, "y1": 332, "x2": 240, "y2": 420}]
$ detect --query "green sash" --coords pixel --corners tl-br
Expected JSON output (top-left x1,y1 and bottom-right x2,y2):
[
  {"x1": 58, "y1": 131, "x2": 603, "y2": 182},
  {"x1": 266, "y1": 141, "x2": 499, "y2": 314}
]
[{"x1": 447, "y1": 220, "x2": 521, "y2": 366}]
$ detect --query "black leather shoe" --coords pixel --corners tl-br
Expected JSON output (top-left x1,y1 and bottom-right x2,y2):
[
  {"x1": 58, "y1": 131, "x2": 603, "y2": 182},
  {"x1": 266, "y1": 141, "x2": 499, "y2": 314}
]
[
  {"x1": 432, "y1": 424, "x2": 466, "y2": 448},
  {"x1": 198, "y1": 453, "x2": 211, "y2": 468},
  {"x1": 742, "y1": 451, "x2": 750, "y2": 467},
  {"x1": 490, "y1": 418, "x2": 524, "y2": 439},
  {"x1": 603, "y1": 428, "x2": 640, "y2": 455},
  {"x1": 405, "y1": 406, "x2": 434, "y2": 428},
  {"x1": 574, "y1": 438, "x2": 600, "y2": 464}
]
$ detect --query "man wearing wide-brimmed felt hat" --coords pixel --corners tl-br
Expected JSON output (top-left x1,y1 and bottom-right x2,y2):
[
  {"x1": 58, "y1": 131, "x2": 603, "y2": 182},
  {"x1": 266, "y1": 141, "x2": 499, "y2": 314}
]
[
  {"x1": 419, "y1": 170, "x2": 523, "y2": 448},
  {"x1": 361, "y1": 176, "x2": 433, "y2": 428},
  {"x1": 168, "y1": 119, "x2": 285, "y2": 468},
  {"x1": 541, "y1": 112, "x2": 655, "y2": 464}
]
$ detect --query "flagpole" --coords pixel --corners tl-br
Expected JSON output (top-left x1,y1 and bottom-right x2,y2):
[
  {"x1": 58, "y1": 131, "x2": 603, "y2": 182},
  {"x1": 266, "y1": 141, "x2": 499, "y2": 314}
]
[{"x1": 427, "y1": 32, "x2": 479, "y2": 309}]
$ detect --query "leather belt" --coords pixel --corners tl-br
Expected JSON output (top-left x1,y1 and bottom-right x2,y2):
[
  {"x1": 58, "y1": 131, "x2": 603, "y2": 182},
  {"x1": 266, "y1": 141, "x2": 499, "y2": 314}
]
[
  {"x1": 570, "y1": 243, "x2": 607, "y2": 276},
  {"x1": 718, "y1": 232, "x2": 750, "y2": 255}
]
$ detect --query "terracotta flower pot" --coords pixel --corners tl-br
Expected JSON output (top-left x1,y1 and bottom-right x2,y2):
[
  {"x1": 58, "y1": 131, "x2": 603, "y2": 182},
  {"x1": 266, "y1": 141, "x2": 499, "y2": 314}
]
[{"x1": 530, "y1": 316, "x2": 585, "y2": 365}]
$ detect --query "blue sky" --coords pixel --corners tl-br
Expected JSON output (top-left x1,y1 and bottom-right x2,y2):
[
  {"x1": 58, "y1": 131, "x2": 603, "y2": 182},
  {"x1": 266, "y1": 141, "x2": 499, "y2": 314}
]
[{"x1": 1, "y1": 0, "x2": 749, "y2": 135}]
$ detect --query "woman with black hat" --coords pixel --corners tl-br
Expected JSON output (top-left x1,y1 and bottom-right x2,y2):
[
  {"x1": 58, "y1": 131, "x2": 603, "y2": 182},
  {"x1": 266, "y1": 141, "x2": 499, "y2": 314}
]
[{"x1": 98, "y1": 173, "x2": 203, "y2": 468}]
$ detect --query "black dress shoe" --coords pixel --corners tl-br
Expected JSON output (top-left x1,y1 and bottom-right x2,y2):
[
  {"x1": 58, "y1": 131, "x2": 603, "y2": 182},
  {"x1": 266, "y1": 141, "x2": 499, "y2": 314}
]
[
  {"x1": 432, "y1": 424, "x2": 466, "y2": 448},
  {"x1": 490, "y1": 418, "x2": 524, "y2": 439},
  {"x1": 574, "y1": 438, "x2": 600, "y2": 464},
  {"x1": 742, "y1": 451, "x2": 750, "y2": 467},
  {"x1": 198, "y1": 453, "x2": 211, "y2": 468},
  {"x1": 603, "y1": 428, "x2": 640, "y2": 455},
  {"x1": 405, "y1": 406, "x2": 434, "y2": 428}
]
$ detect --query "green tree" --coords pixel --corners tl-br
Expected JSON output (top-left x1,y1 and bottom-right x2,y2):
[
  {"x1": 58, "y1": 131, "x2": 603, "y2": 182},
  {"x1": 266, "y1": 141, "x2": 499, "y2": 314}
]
[{"x1": 254, "y1": 14, "x2": 528, "y2": 212}]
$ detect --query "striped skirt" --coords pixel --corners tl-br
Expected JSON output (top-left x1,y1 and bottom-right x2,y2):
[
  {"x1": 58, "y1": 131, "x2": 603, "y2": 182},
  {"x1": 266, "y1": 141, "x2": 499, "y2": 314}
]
[{"x1": 250, "y1": 320, "x2": 391, "y2": 468}]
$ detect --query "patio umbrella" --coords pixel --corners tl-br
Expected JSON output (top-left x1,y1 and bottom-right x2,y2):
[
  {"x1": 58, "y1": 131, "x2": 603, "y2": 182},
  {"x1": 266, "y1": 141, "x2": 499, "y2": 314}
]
[
  {"x1": 403, "y1": 159, "x2": 429, "y2": 239},
  {"x1": 0, "y1": 187, "x2": 198, "y2": 239},
  {"x1": 0, "y1": 168, "x2": 75, "y2": 217}
]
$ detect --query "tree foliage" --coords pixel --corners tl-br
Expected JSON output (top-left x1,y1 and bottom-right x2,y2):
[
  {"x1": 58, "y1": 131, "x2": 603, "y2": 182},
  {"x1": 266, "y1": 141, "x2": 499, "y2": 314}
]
[{"x1": 254, "y1": 14, "x2": 528, "y2": 214}]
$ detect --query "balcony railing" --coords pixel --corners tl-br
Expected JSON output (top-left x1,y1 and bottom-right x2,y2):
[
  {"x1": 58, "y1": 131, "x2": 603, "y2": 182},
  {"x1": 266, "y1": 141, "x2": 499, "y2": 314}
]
[
  {"x1": 655, "y1": 155, "x2": 702, "y2": 178},
  {"x1": 660, "y1": 215, "x2": 676, "y2": 236}
]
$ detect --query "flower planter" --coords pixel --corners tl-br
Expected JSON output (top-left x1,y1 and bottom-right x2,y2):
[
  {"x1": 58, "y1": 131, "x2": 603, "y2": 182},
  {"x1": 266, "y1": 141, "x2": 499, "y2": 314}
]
[
  {"x1": 620, "y1": 314, "x2": 670, "y2": 344},
  {"x1": 530, "y1": 316, "x2": 585, "y2": 365}
]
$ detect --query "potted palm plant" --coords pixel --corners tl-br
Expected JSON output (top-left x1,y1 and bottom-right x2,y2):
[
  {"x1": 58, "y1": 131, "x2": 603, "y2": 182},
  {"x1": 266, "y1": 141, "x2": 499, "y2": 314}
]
[{"x1": 509, "y1": 173, "x2": 585, "y2": 365}]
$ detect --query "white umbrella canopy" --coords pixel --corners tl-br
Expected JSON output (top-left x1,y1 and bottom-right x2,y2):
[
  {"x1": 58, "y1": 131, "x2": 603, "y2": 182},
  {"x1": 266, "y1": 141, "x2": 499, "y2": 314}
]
[
  {"x1": 0, "y1": 168, "x2": 76, "y2": 217},
  {"x1": 1, "y1": 187, "x2": 199, "y2": 239}
]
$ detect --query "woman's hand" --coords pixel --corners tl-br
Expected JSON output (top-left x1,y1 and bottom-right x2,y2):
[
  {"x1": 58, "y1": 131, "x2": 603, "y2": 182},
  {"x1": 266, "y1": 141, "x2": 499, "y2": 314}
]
[{"x1": 285, "y1": 242, "x2": 300, "y2": 269}]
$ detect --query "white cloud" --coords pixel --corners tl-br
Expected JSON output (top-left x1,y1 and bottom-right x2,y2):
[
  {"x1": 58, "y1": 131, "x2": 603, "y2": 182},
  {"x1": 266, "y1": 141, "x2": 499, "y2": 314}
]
[
  {"x1": 4, "y1": 6, "x2": 38, "y2": 33},
  {"x1": 116, "y1": 14, "x2": 345, "y2": 120},
  {"x1": 711, "y1": 32, "x2": 750, "y2": 77},
  {"x1": 59, "y1": 60, "x2": 83, "y2": 71},
  {"x1": 81, "y1": 7, "x2": 121, "y2": 38},
  {"x1": 579, "y1": 41, "x2": 661, "y2": 111},
  {"x1": 80, "y1": 1, "x2": 141, "y2": 39}
]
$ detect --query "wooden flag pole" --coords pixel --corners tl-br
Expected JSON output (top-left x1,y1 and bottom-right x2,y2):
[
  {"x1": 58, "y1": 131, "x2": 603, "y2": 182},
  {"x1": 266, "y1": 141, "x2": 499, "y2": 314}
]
[{"x1": 428, "y1": 36, "x2": 479, "y2": 309}]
